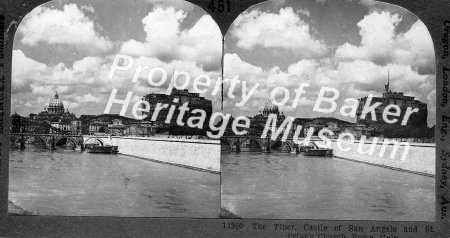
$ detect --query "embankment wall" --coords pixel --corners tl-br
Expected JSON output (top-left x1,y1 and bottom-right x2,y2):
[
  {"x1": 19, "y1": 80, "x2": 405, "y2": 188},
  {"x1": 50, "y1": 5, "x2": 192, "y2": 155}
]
[
  {"x1": 106, "y1": 136, "x2": 220, "y2": 173},
  {"x1": 321, "y1": 139, "x2": 435, "y2": 176}
]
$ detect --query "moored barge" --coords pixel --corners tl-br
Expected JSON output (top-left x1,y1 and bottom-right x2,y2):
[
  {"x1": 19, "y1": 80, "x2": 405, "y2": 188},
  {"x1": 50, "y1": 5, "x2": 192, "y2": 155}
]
[{"x1": 87, "y1": 145, "x2": 119, "y2": 154}]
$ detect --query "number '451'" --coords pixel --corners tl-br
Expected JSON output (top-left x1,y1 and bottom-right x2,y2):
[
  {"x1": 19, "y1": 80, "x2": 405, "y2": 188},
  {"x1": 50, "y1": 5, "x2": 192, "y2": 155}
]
[{"x1": 208, "y1": 0, "x2": 231, "y2": 13}]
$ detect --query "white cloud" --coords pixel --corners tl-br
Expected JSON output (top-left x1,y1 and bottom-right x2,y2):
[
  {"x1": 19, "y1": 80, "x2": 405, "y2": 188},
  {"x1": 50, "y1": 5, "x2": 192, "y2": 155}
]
[
  {"x1": 335, "y1": 11, "x2": 435, "y2": 73},
  {"x1": 18, "y1": 4, "x2": 113, "y2": 53},
  {"x1": 12, "y1": 48, "x2": 223, "y2": 116},
  {"x1": 230, "y1": 7, "x2": 327, "y2": 57},
  {"x1": 222, "y1": 6, "x2": 435, "y2": 124},
  {"x1": 224, "y1": 53, "x2": 263, "y2": 79},
  {"x1": 72, "y1": 56, "x2": 105, "y2": 74},
  {"x1": 287, "y1": 59, "x2": 320, "y2": 79},
  {"x1": 13, "y1": 3, "x2": 222, "y2": 117},
  {"x1": 12, "y1": 51, "x2": 114, "y2": 113},
  {"x1": 336, "y1": 60, "x2": 432, "y2": 94},
  {"x1": 12, "y1": 50, "x2": 48, "y2": 89},
  {"x1": 146, "y1": 0, "x2": 195, "y2": 11},
  {"x1": 74, "y1": 93, "x2": 101, "y2": 103},
  {"x1": 223, "y1": 52, "x2": 436, "y2": 124},
  {"x1": 315, "y1": 0, "x2": 328, "y2": 4},
  {"x1": 298, "y1": 9, "x2": 310, "y2": 17},
  {"x1": 30, "y1": 83, "x2": 54, "y2": 95},
  {"x1": 335, "y1": 11, "x2": 402, "y2": 61},
  {"x1": 316, "y1": 0, "x2": 376, "y2": 6},
  {"x1": 80, "y1": 5, "x2": 95, "y2": 13},
  {"x1": 223, "y1": 53, "x2": 320, "y2": 115},
  {"x1": 120, "y1": 7, "x2": 222, "y2": 71},
  {"x1": 358, "y1": 0, "x2": 377, "y2": 8}
]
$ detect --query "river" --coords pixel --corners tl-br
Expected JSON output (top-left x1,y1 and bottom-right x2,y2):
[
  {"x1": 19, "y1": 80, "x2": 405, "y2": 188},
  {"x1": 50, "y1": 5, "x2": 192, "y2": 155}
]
[
  {"x1": 9, "y1": 147, "x2": 220, "y2": 217},
  {"x1": 221, "y1": 152, "x2": 434, "y2": 221}
]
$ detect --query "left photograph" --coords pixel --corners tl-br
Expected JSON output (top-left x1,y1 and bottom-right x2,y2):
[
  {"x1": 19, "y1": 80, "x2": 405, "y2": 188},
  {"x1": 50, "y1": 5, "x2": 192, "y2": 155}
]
[{"x1": 9, "y1": 0, "x2": 222, "y2": 217}]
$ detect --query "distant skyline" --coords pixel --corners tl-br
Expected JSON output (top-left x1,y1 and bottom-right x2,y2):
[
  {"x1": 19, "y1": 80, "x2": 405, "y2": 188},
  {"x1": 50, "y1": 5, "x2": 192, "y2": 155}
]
[{"x1": 223, "y1": 0, "x2": 436, "y2": 126}]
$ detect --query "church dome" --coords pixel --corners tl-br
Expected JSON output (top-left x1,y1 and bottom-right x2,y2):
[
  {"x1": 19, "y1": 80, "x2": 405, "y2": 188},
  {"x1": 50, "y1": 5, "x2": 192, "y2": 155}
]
[
  {"x1": 262, "y1": 101, "x2": 279, "y2": 116},
  {"x1": 47, "y1": 92, "x2": 64, "y2": 114}
]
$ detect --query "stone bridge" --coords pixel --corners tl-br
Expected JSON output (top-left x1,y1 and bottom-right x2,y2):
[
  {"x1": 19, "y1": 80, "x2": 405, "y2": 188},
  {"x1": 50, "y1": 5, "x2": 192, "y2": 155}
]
[
  {"x1": 10, "y1": 133, "x2": 112, "y2": 150},
  {"x1": 221, "y1": 135, "x2": 323, "y2": 153}
]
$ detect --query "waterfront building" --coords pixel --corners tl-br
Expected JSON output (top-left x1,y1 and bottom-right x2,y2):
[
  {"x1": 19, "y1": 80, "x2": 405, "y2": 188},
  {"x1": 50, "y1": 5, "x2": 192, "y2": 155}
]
[
  {"x1": 88, "y1": 119, "x2": 109, "y2": 135},
  {"x1": 124, "y1": 121, "x2": 155, "y2": 137},
  {"x1": 83, "y1": 114, "x2": 139, "y2": 135},
  {"x1": 84, "y1": 115, "x2": 154, "y2": 136},
  {"x1": 292, "y1": 117, "x2": 353, "y2": 137},
  {"x1": 108, "y1": 119, "x2": 127, "y2": 136},
  {"x1": 71, "y1": 120, "x2": 82, "y2": 135},
  {"x1": 339, "y1": 124, "x2": 373, "y2": 139},
  {"x1": 51, "y1": 120, "x2": 72, "y2": 132},
  {"x1": 356, "y1": 78, "x2": 427, "y2": 127},
  {"x1": 141, "y1": 88, "x2": 213, "y2": 135},
  {"x1": 79, "y1": 115, "x2": 98, "y2": 134}
]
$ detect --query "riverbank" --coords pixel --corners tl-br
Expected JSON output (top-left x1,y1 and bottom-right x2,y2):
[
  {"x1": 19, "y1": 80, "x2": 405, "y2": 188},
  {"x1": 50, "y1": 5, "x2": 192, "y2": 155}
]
[
  {"x1": 88, "y1": 136, "x2": 221, "y2": 173},
  {"x1": 8, "y1": 200, "x2": 33, "y2": 215},
  {"x1": 324, "y1": 140, "x2": 435, "y2": 176},
  {"x1": 333, "y1": 155, "x2": 435, "y2": 177},
  {"x1": 219, "y1": 208, "x2": 242, "y2": 219}
]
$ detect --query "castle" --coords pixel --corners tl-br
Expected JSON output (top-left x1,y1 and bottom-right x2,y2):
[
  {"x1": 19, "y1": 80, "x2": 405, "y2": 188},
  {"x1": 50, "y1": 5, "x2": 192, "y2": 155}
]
[{"x1": 355, "y1": 74, "x2": 428, "y2": 127}]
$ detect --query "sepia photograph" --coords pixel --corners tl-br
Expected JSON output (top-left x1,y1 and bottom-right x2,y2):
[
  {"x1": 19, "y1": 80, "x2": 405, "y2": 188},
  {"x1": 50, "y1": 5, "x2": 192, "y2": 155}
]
[
  {"x1": 220, "y1": 0, "x2": 435, "y2": 221},
  {"x1": 9, "y1": 0, "x2": 222, "y2": 217}
]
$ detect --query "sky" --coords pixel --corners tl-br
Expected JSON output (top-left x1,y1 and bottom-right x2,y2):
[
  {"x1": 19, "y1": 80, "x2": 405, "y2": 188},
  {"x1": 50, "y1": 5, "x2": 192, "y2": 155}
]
[
  {"x1": 12, "y1": 0, "x2": 222, "y2": 117},
  {"x1": 223, "y1": 0, "x2": 436, "y2": 126},
  {"x1": 12, "y1": 0, "x2": 436, "y2": 126}
]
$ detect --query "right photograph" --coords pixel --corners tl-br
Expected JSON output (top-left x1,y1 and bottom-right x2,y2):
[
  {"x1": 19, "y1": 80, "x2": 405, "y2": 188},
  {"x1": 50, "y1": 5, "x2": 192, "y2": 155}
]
[{"x1": 220, "y1": 0, "x2": 435, "y2": 221}]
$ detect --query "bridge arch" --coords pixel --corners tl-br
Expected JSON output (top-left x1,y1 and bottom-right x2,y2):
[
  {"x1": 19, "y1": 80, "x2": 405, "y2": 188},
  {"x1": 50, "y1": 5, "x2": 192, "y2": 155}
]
[
  {"x1": 239, "y1": 137, "x2": 263, "y2": 152},
  {"x1": 270, "y1": 140, "x2": 281, "y2": 148},
  {"x1": 282, "y1": 141, "x2": 294, "y2": 152},
  {"x1": 55, "y1": 137, "x2": 78, "y2": 148},
  {"x1": 10, "y1": 136, "x2": 18, "y2": 144},
  {"x1": 270, "y1": 140, "x2": 294, "y2": 152},
  {"x1": 10, "y1": 136, "x2": 21, "y2": 147},
  {"x1": 220, "y1": 138, "x2": 233, "y2": 151},
  {"x1": 83, "y1": 138, "x2": 105, "y2": 146}
]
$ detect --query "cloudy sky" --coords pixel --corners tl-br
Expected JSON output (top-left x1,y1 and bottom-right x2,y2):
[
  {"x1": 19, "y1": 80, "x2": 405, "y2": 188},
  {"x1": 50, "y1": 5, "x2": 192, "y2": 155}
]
[
  {"x1": 12, "y1": 0, "x2": 436, "y2": 126},
  {"x1": 223, "y1": 0, "x2": 436, "y2": 126},
  {"x1": 12, "y1": 0, "x2": 222, "y2": 117}
]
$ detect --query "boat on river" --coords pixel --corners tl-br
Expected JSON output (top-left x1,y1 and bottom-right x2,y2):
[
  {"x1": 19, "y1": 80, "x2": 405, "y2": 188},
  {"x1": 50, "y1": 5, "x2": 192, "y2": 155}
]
[
  {"x1": 303, "y1": 147, "x2": 333, "y2": 156},
  {"x1": 87, "y1": 145, "x2": 119, "y2": 154},
  {"x1": 299, "y1": 144, "x2": 315, "y2": 152},
  {"x1": 299, "y1": 141, "x2": 333, "y2": 157}
]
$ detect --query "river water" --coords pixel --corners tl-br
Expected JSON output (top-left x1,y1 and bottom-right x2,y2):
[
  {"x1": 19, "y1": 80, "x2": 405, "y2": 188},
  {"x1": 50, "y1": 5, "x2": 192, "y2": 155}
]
[
  {"x1": 221, "y1": 152, "x2": 434, "y2": 221},
  {"x1": 9, "y1": 147, "x2": 220, "y2": 217}
]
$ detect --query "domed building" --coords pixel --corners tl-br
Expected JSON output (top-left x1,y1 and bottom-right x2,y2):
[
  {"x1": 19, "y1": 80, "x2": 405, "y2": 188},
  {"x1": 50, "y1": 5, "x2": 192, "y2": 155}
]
[
  {"x1": 45, "y1": 92, "x2": 65, "y2": 114},
  {"x1": 247, "y1": 100, "x2": 286, "y2": 135},
  {"x1": 261, "y1": 101, "x2": 281, "y2": 117},
  {"x1": 36, "y1": 92, "x2": 77, "y2": 124}
]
